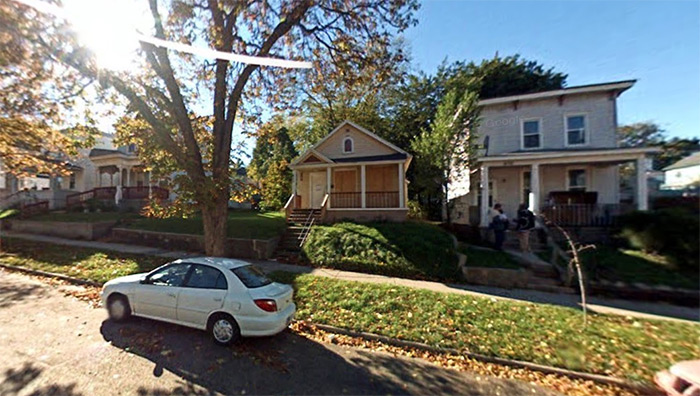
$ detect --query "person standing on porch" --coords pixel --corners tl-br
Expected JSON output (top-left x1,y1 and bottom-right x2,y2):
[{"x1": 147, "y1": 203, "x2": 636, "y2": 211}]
[
  {"x1": 515, "y1": 203, "x2": 536, "y2": 253},
  {"x1": 490, "y1": 203, "x2": 508, "y2": 250}
]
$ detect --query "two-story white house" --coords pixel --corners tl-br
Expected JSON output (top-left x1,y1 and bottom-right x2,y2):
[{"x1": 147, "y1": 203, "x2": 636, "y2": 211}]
[{"x1": 449, "y1": 80, "x2": 659, "y2": 227}]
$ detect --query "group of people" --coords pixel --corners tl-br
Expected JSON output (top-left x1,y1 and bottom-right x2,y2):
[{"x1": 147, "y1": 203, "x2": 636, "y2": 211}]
[{"x1": 488, "y1": 203, "x2": 536, "y2": 252}]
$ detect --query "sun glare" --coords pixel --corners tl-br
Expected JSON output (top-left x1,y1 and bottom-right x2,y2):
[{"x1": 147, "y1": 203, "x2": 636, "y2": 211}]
[{"x1": 62, "y1": 0, "x2": 150, "y2": 71}]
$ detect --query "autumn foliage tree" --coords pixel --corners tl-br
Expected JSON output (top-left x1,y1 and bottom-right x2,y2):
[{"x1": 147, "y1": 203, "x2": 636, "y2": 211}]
[
  {"x1": 0, "y1": 3, "x2": 95, "y2": 175},
  {"x1": 249, "y1": 118, "x2": 297, "y2": 210},
  {"x1": 17, "y1": 0, "x2": 419, "y2": 255}
]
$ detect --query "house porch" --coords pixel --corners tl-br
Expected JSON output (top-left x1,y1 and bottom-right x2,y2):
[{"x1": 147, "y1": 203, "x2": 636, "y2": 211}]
[
  {"x1": 451, "y1": 147, "x2": 658, "y2": 227},
  {"x1": 286, "y1": 162, "x2": 409, "y2": 222}
]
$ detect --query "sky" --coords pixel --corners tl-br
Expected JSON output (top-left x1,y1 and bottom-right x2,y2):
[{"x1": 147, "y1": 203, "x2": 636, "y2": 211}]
[{"x1": 404, "y1": 0, "x2": 700, "y2": 139}]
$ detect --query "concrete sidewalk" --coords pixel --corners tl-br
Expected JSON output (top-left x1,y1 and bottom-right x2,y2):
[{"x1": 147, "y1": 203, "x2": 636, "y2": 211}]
[{"x1": 5, "y1": 231, "x2": 699, "y2": 323}]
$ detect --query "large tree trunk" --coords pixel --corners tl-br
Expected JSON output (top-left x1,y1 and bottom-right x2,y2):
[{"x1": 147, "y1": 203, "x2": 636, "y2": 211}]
[{"x1": 201, "y1": 194, "x2": 229, "y2": 257}]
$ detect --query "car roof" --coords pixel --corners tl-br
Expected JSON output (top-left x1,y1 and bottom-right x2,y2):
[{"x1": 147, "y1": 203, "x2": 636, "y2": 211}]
[{"x1": 173, "y1": 256, "x2": 251, "y2": 270}]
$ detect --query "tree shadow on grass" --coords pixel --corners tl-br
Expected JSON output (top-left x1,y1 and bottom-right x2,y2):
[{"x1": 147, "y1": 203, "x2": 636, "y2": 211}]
[
  {"x1": 0, "y1": 362, "x2": 83, "y2": 396},
  {"x1": 99, "y1": 315, "x2": 540, "y2": 395}
]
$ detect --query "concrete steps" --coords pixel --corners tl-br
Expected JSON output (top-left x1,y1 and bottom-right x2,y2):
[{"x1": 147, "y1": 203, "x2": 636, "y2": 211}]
[
  {"x1": 275, "y1": 209, "x2": 321, "y2": 263},
  {"x1": 501, "y1": 248, "x2": 576, "y2": 294}
]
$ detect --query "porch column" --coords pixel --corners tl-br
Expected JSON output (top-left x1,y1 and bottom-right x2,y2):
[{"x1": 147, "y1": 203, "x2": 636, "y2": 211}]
[
  {"x1": 530, "y1": 163, "x2": 540, "y2": 213},
  {"x1": 148, "y1": 170, "x2": 153, "y2": 199},
  {"x1": 292, "y1": 170, "x2": 298, "y2": 195},
  {"x1": 636, "y1": 156, "x2": 648, "y2": 211},
  {"x1": 126, "y1": 167, "x2": 131, "y2": 187},
  {"x1": 360, "y1": 165, "x2": 366, "y2": 208},
  {"x1": 398, "y1": 162, "x2": 405, "y2": 208},
  {"x1": 326, "y1": 167, "x2": 331, "y2": 209},
  {"x1": 115, "y1": 166, "x2": 123, "y2": 204},
  {"x1": 95, "y1": 169, "x2": 100, "y2": 188},
  {"x1": 479, "y1": 165, "x2": 490, "y2": 227}
]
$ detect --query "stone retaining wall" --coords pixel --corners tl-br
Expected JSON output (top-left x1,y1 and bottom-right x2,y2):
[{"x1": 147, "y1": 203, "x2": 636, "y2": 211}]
[
  {"x1": 6, "y1": 219, "x2": 116, "y2": 240},
  {"x1": 461, "y1": 266, "x2": 532, "y2": 289},
  {"x1": 111, "y1": 228, "x2": 280, "y2": 260}
]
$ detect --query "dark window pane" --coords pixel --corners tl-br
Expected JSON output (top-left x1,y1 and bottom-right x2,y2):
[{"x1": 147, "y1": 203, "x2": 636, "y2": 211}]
[
  {"x1": 568, "y1": 130, "x2": 585, "y2": 145},
  {"x1": 149, "y1": 264, "x2": 191, "y2": 287},
  {"x1": 524, "y1": 134, "x2": 540, "y2": 148},
  {"x1": 523, "y1": 120, "x2": 539, "y2": 134},
  {"x1": 568, "y1": 170, "x2": 586, "y2": 191},
  {"x1": 343, "y1": 138, "x2": 353, "y2": 153},
  {"x1": 215, "y1": 273, "x2": 228, "y2": 290},
  {"x1": 186, "y1": 265, "x2": 227, "y2": 289},
  {"x1": 567, "y1": 116, "x2": 584, "y2": 130},
  {"x1": 232, "y1": 265, "x2": 272, "y2": 289}
]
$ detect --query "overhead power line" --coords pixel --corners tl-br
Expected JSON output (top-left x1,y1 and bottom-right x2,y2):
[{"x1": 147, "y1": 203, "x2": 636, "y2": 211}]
[{"x1": 11, "y1": 0, "x2": 313, "y2": 69}]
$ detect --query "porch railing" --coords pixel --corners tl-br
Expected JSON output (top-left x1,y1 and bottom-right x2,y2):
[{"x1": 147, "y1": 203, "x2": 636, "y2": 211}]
[
  {"x1": 367, "y1": 191, "x2": 399, "y2": 208},
  {"x1": 330, "y1": 192, "x2": 361, "y2": 208},
  {"x1": 330, "y1": 191, "x2": 400, "y2": 209},
  {"x1": 540, "y1": 204, "x2": 634, "y2": 227},
  {"x1": 123, "y1": 186, "x2": 169, "y2": 200},
  {"x1": 20, "y1": 200, "x2": 49, "y2": 218},
  {"x1": 66, "y1": 187, "x2": 116, "y2": 208}
]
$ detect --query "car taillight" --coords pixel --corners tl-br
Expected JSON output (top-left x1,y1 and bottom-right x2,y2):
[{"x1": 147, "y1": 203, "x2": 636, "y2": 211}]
[{"x1": 254, "y1": 299, "x2": 277, "y2": 312}]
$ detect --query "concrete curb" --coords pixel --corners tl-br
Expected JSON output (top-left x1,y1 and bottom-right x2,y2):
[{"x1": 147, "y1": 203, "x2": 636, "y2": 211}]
[
  {"x1": 0, "y1": 262, "x2": 103, "y2": 288},
  {"x1": 308, "y1": 322, "x2": 658, "y2": 394}
]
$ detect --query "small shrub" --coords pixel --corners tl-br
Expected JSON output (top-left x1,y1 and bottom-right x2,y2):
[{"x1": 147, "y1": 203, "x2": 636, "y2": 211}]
[
  {"x1": 406, "y1": 200, "x2": 425, "y2": 220},
  {"x1": 618, "y1": 208, "x2": 699, "y2": 271},
  {"x1": 300, "y1": 221, "x2": 460, "y2": 281}
]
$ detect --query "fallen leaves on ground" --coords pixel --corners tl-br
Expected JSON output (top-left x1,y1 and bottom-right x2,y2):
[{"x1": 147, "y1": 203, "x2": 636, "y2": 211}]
[{"x1": 289, "y1": 321, "x2": 642, "y2": 396}]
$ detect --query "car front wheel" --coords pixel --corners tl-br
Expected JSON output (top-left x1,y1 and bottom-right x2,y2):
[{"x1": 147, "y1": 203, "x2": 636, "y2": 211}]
[
  {"x1": 107, "y1": 294, "x2": 132, "y2": 322},
  {"x1": 209, "y1": 314, "x2": 240, "y2": 346}
]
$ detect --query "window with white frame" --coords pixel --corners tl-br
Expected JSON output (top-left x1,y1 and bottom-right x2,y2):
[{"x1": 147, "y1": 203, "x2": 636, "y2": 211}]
[
  {"x1": 522, "y1": 119, "x2": 541, "y2": 149},
  {"x1": 567, "y1": 169, "x2": 586, "y2": 191},
  {"x1": 342, "y1": 137, "x2": 353, "y2": 153},
  {"x1": 566, "y1": 115, "x2": 586, "y2": 145}
]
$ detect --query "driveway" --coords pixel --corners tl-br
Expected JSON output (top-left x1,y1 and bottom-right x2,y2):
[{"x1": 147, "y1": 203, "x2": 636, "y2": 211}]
[{"x1": 0, "y1": 269, "x2": 560, "y2": 395}]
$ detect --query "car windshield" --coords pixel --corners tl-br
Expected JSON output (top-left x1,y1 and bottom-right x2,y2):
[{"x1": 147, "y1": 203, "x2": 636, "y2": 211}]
[{"x1": 231, "y1": 265, "x2": 272, "y2": 289}]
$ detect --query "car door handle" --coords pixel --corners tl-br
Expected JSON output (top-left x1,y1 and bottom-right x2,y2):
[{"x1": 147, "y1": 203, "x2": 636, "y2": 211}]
[
  {"x1": 167, "y1": 293, "x2": 176, "y2": 298},
  {"x1": 213, "y1": 298, "x2": 222, "y2": 302}
]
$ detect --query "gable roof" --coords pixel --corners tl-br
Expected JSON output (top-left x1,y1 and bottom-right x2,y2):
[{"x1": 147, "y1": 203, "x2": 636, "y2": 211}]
[
  {"x1": 294, "y1": 148, "x2": 333, "y2": 165},
  {"x1": 664, "y1": 151, "x2": 700, "y2": 171},
  {"x1": 478, "y1": 79, "x2": 636, "y2": 107},
  {"x1": 290, "y1": 120, "x2": 410, "y2": 166}
]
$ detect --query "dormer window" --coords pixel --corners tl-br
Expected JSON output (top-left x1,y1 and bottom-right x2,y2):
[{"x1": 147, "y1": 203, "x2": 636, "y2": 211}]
[{"x1": 343, "y1": 137, "x2": 354, "y2": 153}]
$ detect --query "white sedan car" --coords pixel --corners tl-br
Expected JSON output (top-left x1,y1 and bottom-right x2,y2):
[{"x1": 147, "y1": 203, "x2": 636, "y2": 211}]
[{"x1": 101, "y1": 257, "x2": 295, "y2": 345}]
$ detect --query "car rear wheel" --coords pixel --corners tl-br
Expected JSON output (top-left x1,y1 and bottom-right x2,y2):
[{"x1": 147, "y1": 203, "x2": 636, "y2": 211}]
[
  {"x1": 209, "y1": 314, "x2": 240, "y2": 346},
  {"x1": 107, "y1": 294, "x2": 131, "y2": 322}
]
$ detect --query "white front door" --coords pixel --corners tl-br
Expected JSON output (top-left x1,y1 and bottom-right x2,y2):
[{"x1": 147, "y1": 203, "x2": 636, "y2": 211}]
[{"x1": 309, "y1": 171, "x2": 326, "y2": 208}]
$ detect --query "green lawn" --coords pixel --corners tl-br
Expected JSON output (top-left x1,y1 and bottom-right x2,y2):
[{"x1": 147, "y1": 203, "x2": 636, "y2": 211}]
[
  {"x1": 459, "y1": 244, "x2": 521, "y2": 269},
  {"x1": 301, "y1": 221, "x2": 460, "y2": 281},
  {"x1": 30, "y1": 212, "x2": 139, "y2": 223},
  {"x1": 271, "y1": 271, "x2": 700, "y2": 383},
  {"x1": 584, "y1": 246, "x2": 699, "y2": 290},
  {"x1": 126, "y1": 210, "x2": 286, "y2": 239},
  {"x1": 0, "y1": 237, "x2": 168, "y2": 284}
]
